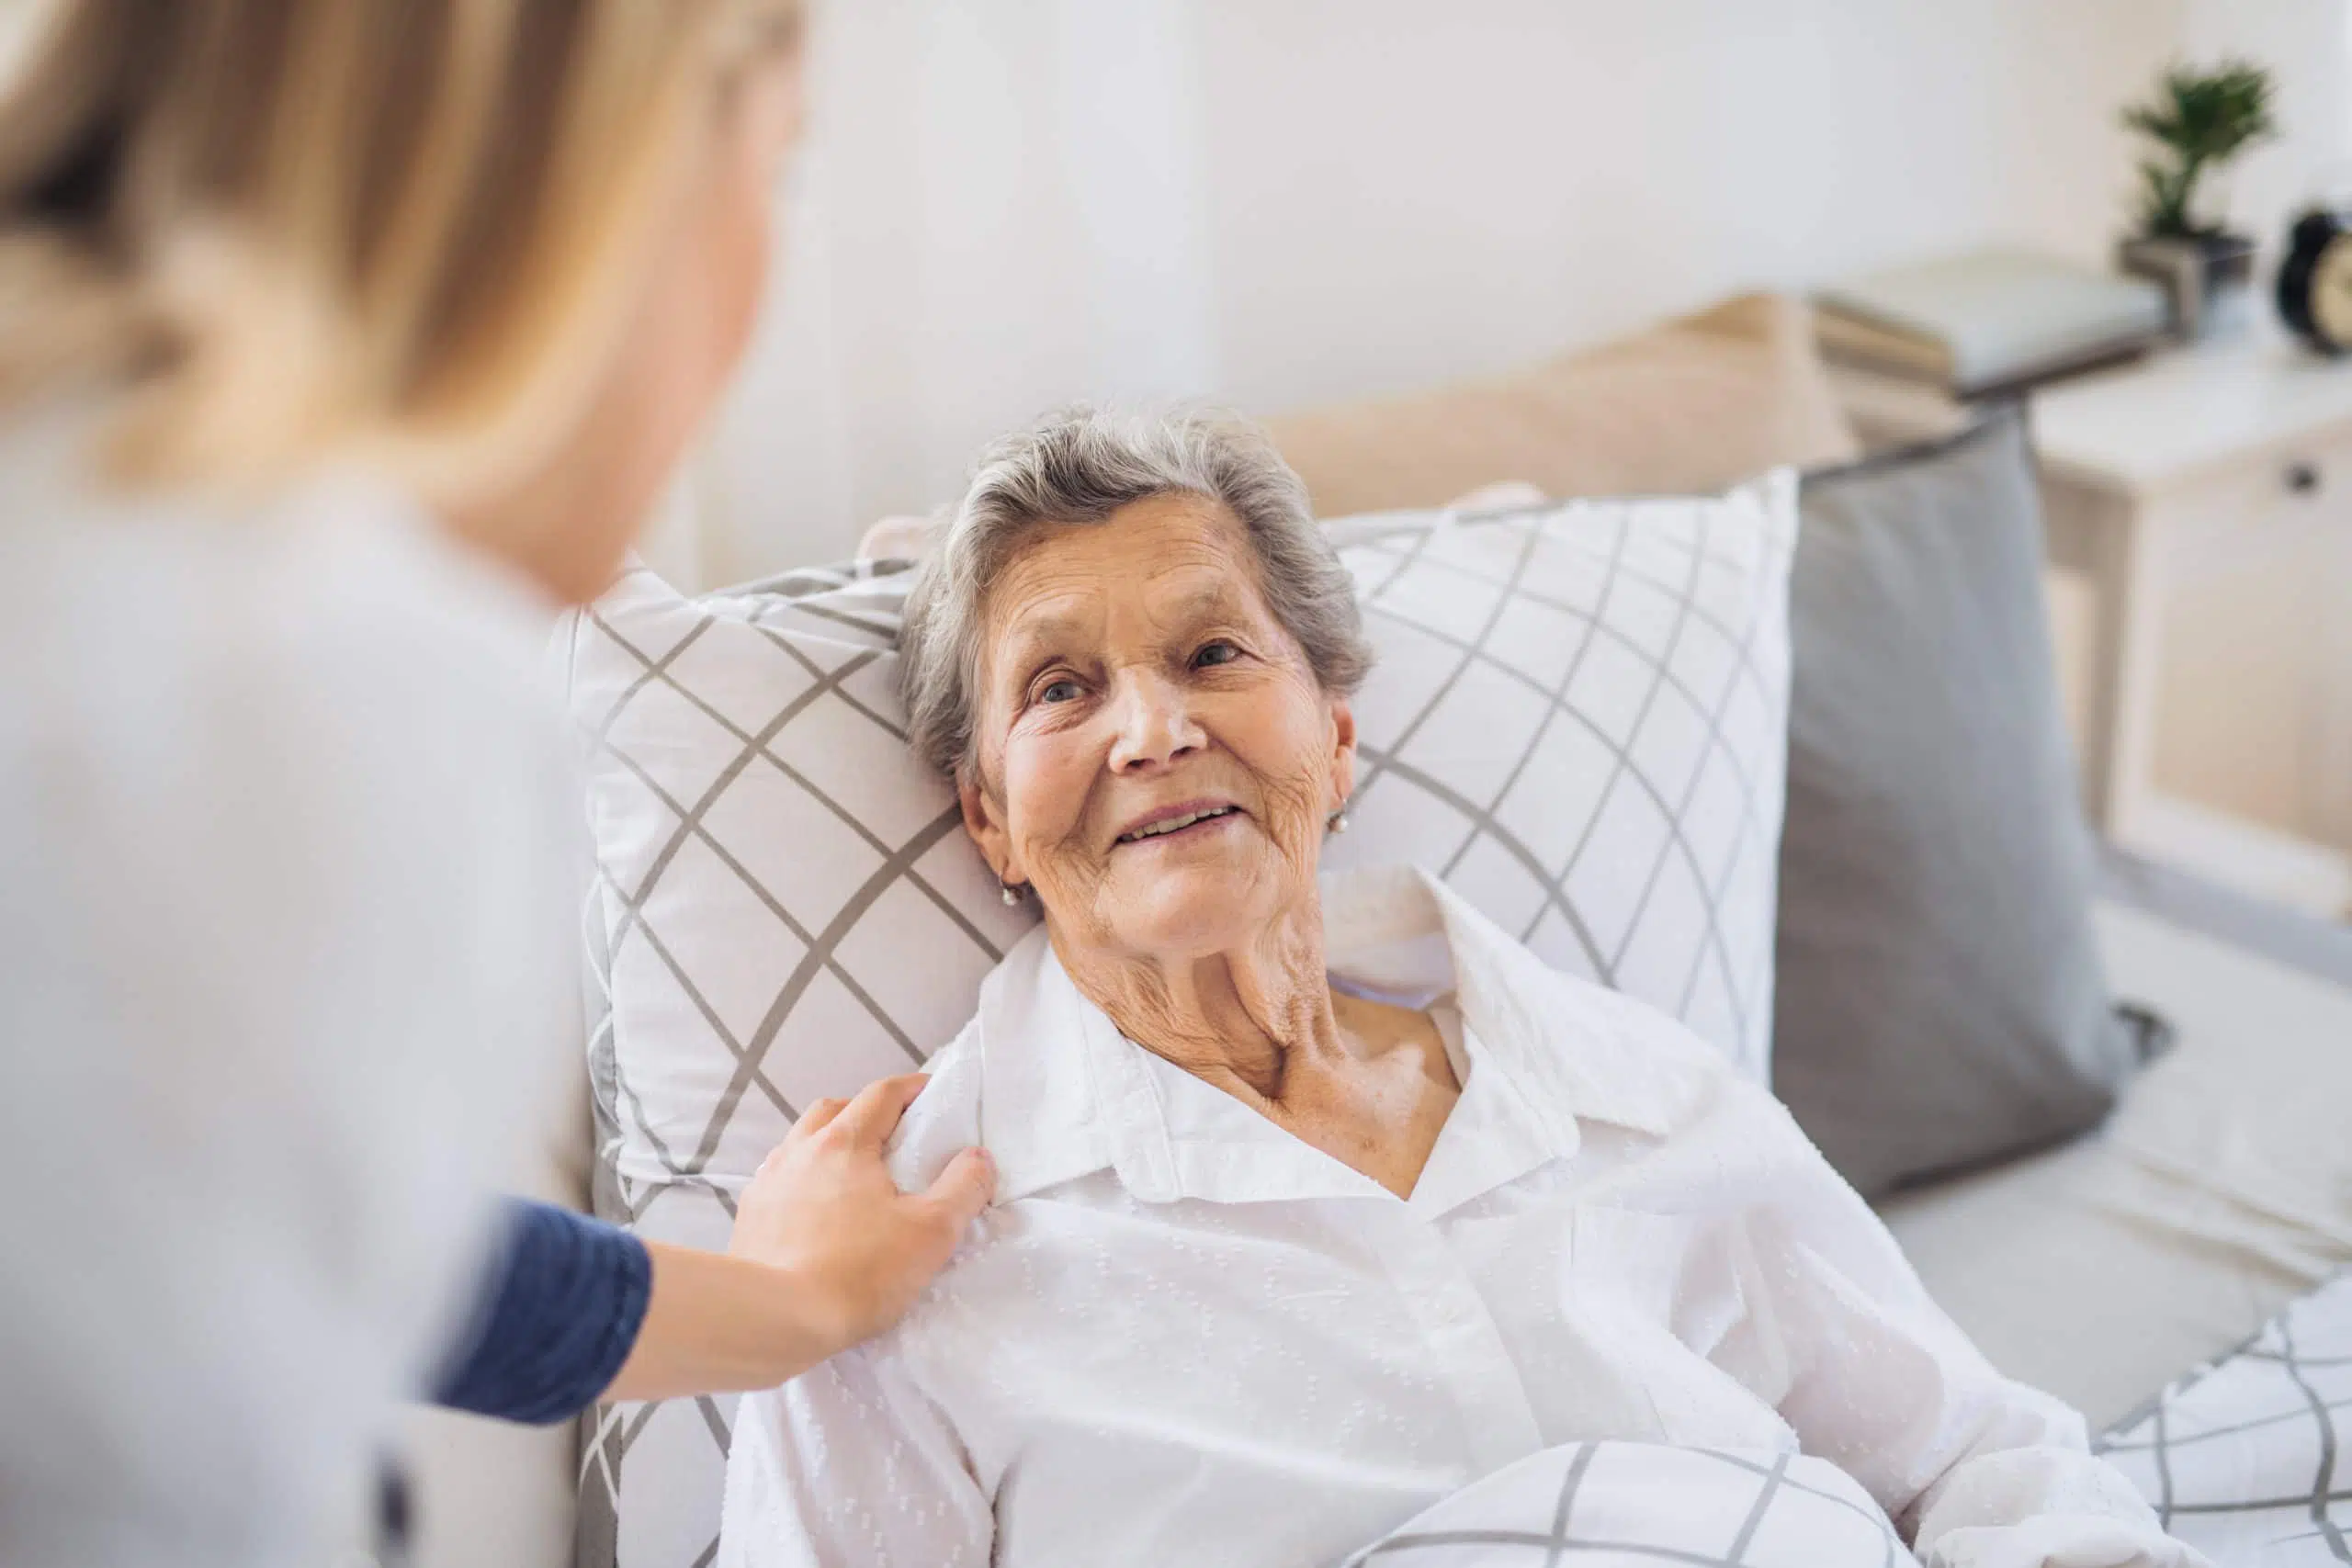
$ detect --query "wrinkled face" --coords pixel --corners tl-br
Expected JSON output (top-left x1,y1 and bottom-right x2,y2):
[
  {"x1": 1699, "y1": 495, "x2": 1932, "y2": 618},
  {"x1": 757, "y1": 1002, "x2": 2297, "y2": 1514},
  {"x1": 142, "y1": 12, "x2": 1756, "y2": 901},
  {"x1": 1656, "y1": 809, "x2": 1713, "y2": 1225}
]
[{"x1": 961, "y1": 495, "x2": 1357, "y2": 964}]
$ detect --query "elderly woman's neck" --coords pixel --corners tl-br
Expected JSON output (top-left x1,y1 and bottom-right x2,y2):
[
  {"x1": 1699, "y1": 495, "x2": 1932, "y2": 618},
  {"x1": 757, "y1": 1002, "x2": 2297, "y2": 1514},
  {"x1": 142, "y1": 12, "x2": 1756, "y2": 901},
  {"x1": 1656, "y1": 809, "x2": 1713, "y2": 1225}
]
[{"x1": 1058, "y1": 910, "x2": 1340, "y2": 1103}]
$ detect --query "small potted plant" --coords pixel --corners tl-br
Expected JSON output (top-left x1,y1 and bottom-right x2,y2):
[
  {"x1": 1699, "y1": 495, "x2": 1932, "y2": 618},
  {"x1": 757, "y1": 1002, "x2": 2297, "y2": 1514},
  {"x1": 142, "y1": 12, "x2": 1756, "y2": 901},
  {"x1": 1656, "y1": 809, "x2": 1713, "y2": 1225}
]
[{"x1": 2117, "y1": 58, "x2": 2278, "y2": 338}]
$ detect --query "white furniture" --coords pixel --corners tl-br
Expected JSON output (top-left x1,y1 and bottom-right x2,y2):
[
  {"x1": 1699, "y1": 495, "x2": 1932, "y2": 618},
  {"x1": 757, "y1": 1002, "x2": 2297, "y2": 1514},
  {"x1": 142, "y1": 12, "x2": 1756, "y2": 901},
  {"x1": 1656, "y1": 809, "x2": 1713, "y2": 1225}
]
[{"x1": 2030, "y1": 330, "x2": 2352, "y2": 919}]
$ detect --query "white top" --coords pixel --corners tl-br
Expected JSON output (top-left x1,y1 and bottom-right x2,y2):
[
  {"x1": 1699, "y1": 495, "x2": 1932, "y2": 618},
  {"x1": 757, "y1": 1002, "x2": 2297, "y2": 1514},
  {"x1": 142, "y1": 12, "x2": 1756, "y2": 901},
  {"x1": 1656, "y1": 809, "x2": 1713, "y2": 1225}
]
[
  {"x1": 0, "y1": 413, "x2": 582, "y2": 1568},
  {"x1": 2033, "y1": 327, "x2": 2352, "y2": 495},
  {"x1": 719, "y1": 867, "x2": 2198, "y2": 1568}
]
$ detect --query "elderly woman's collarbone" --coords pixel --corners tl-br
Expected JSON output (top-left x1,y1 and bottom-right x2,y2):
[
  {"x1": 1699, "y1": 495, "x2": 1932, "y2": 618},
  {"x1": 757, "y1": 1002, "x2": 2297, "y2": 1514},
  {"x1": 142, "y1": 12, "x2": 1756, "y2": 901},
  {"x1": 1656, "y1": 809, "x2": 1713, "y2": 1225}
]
[{"x1": 1231, "y1": 996, "x2": 1462, "y2": 1201}]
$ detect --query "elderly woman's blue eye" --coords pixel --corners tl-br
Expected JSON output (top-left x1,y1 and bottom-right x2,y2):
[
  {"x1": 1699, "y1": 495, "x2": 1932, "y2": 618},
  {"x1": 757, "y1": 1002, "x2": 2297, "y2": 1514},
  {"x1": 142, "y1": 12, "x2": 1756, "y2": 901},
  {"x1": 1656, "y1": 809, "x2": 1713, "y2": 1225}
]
[
  {"x1": 1194, "y1": 642, "x2": 1240, "y2": 668},
  {"x1": 1039, "y1": 678, "x2": 1083, "y2": 704}
]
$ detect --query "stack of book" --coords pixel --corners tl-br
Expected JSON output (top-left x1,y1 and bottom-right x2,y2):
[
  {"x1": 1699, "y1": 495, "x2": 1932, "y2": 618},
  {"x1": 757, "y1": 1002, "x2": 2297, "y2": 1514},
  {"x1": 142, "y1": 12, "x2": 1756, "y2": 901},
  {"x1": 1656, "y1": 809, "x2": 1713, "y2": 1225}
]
[{"x1": 1815, "y1": 250, "x2": 2170, "y2": 400}]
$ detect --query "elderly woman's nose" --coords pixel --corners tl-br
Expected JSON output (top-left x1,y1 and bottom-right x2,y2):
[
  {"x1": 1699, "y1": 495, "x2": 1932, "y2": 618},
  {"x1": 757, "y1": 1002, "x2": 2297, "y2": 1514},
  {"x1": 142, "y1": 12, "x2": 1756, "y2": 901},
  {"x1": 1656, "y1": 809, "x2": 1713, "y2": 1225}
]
[{"x1": 1105, "y1": 670, "x2": 1203, "y2": 772}]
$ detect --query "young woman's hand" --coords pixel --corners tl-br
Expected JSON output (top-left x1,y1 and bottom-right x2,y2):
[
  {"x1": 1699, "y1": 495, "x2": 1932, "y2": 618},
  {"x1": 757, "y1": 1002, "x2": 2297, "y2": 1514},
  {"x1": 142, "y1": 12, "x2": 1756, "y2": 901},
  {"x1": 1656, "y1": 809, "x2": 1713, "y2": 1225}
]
[
  {"x1": 602, "y1": 1074, "x2": 991, "y2": 1403},
  {"x1": 729, "y1": 1074, "x2": 996, "y2": 1355}
]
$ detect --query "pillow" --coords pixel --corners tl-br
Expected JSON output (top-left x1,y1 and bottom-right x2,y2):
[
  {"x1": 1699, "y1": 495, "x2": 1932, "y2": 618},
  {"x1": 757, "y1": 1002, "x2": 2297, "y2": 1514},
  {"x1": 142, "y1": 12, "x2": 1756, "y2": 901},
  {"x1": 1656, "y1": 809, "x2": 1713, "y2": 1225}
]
[
  {"x1": 560, "y1": 473, "x2": 1798, "y2": 1567},
  {"x1": 1323, "y1": 473, "x2": 1797, "y2": 1080},
  {"x1": 565, "y1": 561, "x2": 1035, "y2": 1568},
  {"x1": 1771, "y1": 410, "x2": 2143, "y2": 1197},
  {"x1": 1264, "y1": 293, "x2": 1860, "y2": 517}
]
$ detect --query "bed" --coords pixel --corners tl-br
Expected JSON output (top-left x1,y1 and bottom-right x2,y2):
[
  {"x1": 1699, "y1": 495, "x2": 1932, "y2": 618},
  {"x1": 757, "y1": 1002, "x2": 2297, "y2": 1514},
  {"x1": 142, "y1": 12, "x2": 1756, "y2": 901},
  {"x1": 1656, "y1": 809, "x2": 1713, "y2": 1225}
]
[
  {"x1": 392, "y1": 296, "x2": 2352, "y2": 1568},
  {"x1": 1884, "y1": 854, "x2": 2352, "y2": 1434},
  {"x1": 393, "y1": 861, "x2": 2352, "y2": 1568}
]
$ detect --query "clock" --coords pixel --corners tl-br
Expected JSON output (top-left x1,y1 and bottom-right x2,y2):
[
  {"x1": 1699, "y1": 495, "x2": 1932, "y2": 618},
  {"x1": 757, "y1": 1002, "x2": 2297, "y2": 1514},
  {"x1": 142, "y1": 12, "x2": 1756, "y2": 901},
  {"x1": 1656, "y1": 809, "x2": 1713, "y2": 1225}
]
[{"x1": 2278, "y1": 205, "x2": 2352, "y2": 354}]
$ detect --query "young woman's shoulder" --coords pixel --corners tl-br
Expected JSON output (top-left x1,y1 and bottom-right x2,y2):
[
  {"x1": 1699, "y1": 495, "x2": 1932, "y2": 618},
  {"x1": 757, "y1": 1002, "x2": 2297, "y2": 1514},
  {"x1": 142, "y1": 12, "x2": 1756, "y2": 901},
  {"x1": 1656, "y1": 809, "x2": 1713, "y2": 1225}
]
[{"x1": 2, "y1": 452, "x2": 569, "y2": 827}]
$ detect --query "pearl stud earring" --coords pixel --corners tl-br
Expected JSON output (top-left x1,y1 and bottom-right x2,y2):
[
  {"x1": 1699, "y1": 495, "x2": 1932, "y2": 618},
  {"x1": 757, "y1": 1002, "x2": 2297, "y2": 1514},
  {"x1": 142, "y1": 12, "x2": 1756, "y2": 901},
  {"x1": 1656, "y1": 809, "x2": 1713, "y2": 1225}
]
[
  {"x1": 1327, "y1": 807, "x2": 1351, "y2": 835},
  {"x1": 999, "y1": 882, "x2": 1023, "y2": 907}
]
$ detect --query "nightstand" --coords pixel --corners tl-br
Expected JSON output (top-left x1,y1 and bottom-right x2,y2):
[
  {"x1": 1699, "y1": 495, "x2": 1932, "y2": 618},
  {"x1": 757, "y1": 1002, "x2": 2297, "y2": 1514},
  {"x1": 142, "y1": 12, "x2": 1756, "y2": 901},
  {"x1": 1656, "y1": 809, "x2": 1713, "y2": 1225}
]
[{"x1": 2031, "y1": 331, "x2": 2352, "y2": 920}]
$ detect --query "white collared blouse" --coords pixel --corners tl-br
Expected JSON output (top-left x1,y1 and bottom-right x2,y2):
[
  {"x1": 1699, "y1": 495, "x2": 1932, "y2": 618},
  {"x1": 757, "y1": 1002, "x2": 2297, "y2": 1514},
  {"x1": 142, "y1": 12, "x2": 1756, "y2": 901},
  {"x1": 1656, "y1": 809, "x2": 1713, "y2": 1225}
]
[{"x1": 718, "y1": 868, "x2": 2195, "y2": 1568}]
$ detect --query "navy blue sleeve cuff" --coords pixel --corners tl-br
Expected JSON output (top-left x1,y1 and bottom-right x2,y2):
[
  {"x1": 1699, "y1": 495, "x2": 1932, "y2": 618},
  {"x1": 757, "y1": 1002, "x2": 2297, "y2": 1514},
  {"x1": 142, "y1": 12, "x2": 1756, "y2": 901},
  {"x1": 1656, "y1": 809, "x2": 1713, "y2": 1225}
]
[{"x1": 427, "y1": 1199, "x2": 653, "y2": 1425}]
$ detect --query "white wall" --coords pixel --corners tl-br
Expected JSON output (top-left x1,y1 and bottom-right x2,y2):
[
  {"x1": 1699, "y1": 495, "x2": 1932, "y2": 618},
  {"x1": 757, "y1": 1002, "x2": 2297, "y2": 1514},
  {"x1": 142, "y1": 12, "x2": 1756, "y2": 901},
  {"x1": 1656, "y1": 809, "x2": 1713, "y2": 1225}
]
[
  {"x1": 690, "y1": 0, "x2": 2215, "y2": 581},
  {"x1": 1193, "y1": 0, "x2": 2230, "y2": 413},
  {"x1": 2179, "y1": 0, "x2": 2352, "y2": 251}
]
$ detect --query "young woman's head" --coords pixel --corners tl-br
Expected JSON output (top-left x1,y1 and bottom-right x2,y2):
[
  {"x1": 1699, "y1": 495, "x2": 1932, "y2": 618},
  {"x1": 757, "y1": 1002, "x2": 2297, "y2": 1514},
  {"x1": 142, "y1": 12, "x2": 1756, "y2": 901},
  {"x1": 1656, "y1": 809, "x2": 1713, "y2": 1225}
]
[{"x1": 0, "y1": 0, "x2": 806, "y2": 600}]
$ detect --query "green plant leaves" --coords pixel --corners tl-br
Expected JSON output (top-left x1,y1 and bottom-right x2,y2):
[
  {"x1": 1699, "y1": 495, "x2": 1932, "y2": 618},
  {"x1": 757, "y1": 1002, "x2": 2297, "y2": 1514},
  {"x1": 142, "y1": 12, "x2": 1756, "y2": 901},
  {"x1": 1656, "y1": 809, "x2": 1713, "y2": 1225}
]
[{"x1": 2120, "y1": 58, "x2": 2278, "y2": 238}]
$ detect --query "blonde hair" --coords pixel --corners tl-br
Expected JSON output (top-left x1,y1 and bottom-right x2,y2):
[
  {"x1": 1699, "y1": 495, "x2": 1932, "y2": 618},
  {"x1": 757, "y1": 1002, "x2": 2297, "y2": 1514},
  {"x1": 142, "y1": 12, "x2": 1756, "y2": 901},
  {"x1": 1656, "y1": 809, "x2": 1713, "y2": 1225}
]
[{"x1": 0, "y1": 0, "x2": 799, "y2": 493}]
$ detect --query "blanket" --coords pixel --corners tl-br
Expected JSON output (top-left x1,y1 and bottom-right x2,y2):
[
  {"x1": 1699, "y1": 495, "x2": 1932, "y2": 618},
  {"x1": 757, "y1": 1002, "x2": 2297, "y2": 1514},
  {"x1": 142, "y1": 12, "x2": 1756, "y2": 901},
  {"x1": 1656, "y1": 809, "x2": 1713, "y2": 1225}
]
[
  {"x1": 2100, "y1": 1272, "x2": 2352, "y2": 1565},
  {"x1": 1337, "y1": 1442, "x2": 1915, "y2": 1567}
]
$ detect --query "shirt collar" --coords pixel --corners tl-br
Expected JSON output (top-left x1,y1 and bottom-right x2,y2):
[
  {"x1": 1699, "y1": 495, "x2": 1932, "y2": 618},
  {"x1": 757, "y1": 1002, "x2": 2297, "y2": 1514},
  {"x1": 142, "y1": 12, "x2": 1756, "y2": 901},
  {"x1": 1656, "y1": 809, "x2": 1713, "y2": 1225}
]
[{"x1": 970, "y1": 866, "x2": 1708, "y2": 1209}]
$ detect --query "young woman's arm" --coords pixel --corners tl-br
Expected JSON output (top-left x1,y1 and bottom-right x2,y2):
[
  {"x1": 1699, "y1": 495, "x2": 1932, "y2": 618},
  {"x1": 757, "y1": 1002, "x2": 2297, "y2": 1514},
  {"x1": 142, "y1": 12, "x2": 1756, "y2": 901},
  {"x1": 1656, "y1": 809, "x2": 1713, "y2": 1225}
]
[{"x1": 431, "y1": 1075, "x2": 992, "y2": 1421}]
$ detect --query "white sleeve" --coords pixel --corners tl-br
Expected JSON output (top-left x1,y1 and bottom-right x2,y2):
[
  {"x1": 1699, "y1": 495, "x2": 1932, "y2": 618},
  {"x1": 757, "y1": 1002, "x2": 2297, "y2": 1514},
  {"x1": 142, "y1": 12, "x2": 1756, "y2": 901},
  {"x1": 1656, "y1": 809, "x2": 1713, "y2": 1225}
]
[
  {"x1": 1723, "y1": 1099, "x2": 2208, "y2": 1568},
  {"x1": 718, "y1": 1349, "x2": 994, "y2": 1568}
]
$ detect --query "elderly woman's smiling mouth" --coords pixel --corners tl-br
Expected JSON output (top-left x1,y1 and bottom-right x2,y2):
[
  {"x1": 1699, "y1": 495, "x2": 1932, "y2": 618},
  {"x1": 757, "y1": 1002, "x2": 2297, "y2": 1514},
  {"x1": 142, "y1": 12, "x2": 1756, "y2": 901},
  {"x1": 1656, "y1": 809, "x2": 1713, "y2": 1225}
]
[{"x1": 1110, "y1": 799, "x2": 1246, "y2": 848}]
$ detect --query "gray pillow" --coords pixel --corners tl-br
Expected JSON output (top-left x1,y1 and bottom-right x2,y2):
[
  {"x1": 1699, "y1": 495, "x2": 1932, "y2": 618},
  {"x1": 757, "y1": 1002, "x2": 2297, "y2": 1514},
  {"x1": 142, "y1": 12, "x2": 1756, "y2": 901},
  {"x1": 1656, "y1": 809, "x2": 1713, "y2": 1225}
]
[{"x1": 1773, "y1": 408, "x2": 2143, "y2": 1195}]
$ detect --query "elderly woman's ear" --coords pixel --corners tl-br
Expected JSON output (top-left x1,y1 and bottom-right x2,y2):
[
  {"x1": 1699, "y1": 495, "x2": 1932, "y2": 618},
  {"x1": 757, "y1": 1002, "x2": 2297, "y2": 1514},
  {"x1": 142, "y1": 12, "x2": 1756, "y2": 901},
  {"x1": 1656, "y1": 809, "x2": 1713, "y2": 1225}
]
[
  {"x1": 958, "y1": 773, "x2": 1022, "y2": 893},
  {"x1": 1326, "y1": 700, "x2": 1360, "y2": 821}
]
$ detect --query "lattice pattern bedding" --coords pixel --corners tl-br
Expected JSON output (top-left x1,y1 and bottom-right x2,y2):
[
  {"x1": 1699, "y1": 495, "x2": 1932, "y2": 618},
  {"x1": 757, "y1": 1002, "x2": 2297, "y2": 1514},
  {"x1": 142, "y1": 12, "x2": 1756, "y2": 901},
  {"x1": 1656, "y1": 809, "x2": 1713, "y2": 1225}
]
[
  {"x1": 1338, "y1": 1443, "x2": 1911, "y2": 1568},
  {"x1": 2100, "y1": 1272, "x2": 2352, "y2": 1565}
]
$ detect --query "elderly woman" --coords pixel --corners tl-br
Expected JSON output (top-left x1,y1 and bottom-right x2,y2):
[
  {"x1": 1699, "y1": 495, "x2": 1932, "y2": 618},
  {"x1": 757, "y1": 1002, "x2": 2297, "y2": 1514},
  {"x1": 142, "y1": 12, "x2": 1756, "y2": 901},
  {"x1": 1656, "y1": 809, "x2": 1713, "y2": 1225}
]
[{"x1": 718, "y1": 409, "x2": 2196, "y2": 1568}]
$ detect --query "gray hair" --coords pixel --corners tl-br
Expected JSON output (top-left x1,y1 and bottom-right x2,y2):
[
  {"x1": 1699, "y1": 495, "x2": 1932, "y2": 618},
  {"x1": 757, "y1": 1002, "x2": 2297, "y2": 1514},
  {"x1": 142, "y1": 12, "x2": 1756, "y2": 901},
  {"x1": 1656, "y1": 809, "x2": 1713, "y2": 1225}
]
[{"x1": 899, "y1": 406, "x2": 1374, "y2": 781}]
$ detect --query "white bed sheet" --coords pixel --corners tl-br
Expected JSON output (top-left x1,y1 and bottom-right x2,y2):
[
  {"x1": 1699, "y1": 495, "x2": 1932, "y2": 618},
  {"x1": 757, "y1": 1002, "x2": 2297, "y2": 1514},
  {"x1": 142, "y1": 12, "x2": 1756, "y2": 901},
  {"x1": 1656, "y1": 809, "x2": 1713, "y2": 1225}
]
[{"x1": 1882, "y1": 899, "x2": 2352, "y2": 1430}]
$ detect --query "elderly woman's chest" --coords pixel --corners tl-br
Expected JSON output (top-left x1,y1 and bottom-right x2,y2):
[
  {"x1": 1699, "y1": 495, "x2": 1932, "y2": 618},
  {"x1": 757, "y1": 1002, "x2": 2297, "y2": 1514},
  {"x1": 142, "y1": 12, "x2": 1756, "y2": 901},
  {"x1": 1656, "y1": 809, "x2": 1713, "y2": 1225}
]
[
  {"x1": 899, "y1": 1179, "x2": 1793, "y2": 1485},
  {"x1": 1464, "y1": 1180, "x2": 1795, "y2": 1448}
]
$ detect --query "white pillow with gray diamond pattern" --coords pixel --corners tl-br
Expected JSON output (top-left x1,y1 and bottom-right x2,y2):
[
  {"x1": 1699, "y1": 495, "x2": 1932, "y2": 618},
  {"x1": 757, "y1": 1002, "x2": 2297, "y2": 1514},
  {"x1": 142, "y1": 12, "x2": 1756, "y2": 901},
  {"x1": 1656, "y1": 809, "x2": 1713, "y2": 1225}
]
[
  {"x1": 1326, "y1": 468, "x2": 1795, "y2": 1081},
  {"x1": 563, "y1": 560, "x2": 1035, "y2": 1568},
  {"x1": 560, "y1": 469, "x2": 1795, "y2": 1568}
]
